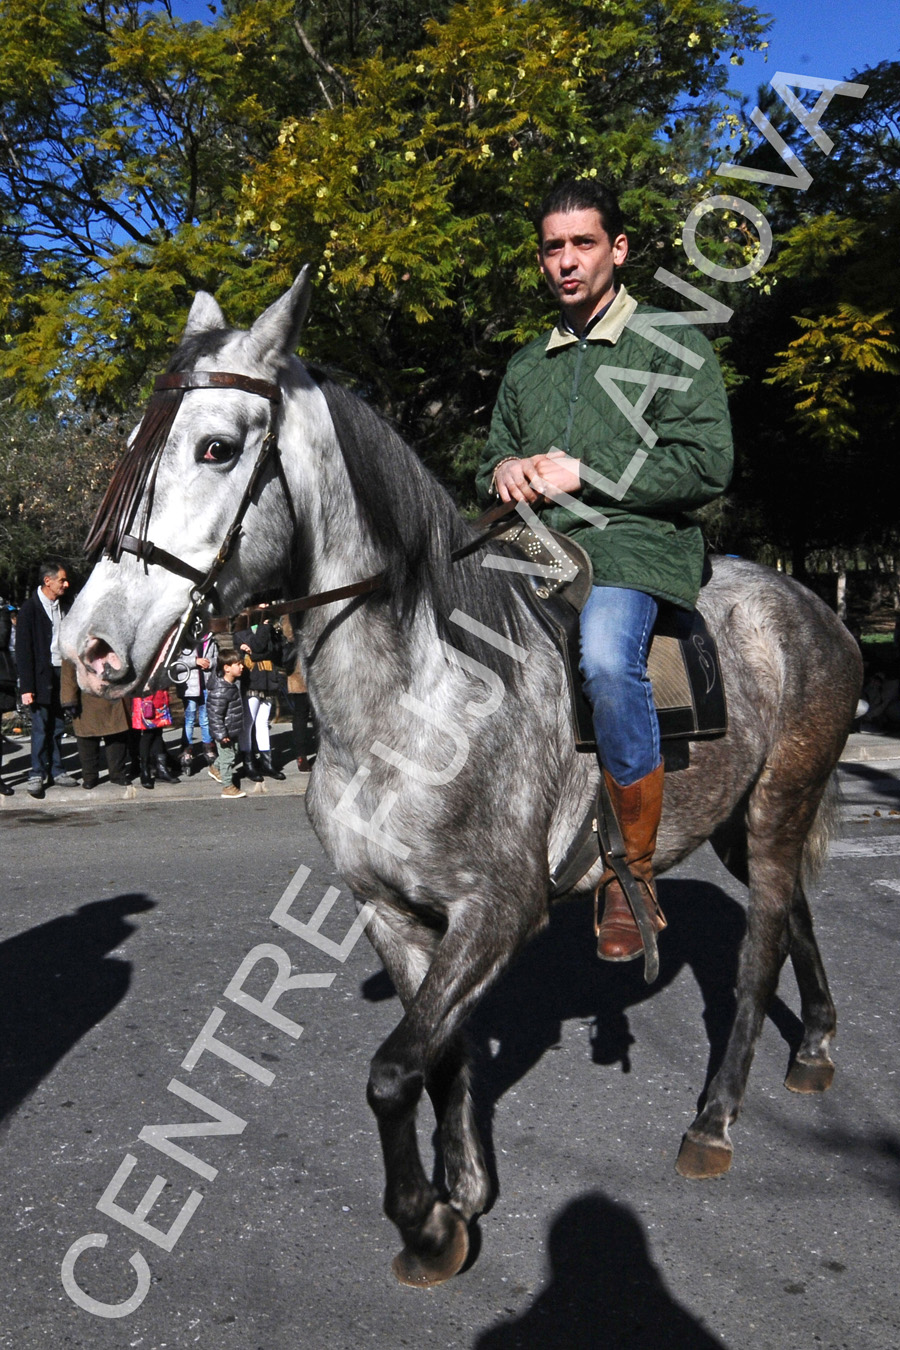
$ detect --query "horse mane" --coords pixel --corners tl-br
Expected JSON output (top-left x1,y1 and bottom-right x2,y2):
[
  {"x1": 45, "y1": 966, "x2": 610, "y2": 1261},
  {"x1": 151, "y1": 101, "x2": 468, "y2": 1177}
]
[{"x1": 310, "y1": 370, "x2": 532, "y2": 676}]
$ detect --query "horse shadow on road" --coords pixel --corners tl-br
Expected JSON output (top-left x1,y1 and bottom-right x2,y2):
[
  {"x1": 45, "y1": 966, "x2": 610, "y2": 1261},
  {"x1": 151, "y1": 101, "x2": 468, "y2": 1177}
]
[
  {"x1": 473, "y1": 1190, "x2": 728, "y2": 1350},
  {"x1": 362, "y1": 879, "x2": 806, "y2": 1195},
  {"x1": 0, "y1": 893, "x2": 155, "y2": 1127}
]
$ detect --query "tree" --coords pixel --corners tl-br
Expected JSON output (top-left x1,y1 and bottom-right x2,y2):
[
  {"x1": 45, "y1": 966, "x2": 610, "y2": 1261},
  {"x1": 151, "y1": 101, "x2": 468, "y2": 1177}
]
[
  {"x1": 719, "y1": 62, "x2": 900, "y2": 581},
  {"x1": 0, "y1": 0, "x2": 310, "y2": 403},
  {"x1": 0, "y1": 398, "x2": 131, "y2": 598},
  {"x1": 236, "y1": 0, "x2": 768, "y2": 488}
]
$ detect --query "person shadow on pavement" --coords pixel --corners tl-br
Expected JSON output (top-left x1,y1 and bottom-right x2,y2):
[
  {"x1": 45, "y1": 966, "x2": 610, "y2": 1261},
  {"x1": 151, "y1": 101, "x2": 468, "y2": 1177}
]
[
  {"x1": 0, "y1": 893, "x2": 155, "y2": 1126},
  {"x1": 473, "y1": 1191, "x2": 728, "y2": 1350}
]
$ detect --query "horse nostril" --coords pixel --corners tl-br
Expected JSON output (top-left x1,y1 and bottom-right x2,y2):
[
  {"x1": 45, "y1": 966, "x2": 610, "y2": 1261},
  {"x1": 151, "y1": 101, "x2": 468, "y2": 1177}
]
[{"x1": 83, "y1": 636, "x2": 125, "y2": 680}]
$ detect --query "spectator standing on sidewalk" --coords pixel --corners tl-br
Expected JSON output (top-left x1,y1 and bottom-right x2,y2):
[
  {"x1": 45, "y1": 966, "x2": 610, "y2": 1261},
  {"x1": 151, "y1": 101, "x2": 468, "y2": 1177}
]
[
  {"x1": 0, "y1": 602, "x2": 15, "y2": 795},
  {"x1": 280, "y1": 615, "x2": 318, "y2": 773},
  {"x1": 235, "y1": 615, "x2": 286, "y2": 781},
  {"x1": 16, "y1": 560, "x2": 78, "y2": 797},
  {"x1": 60, "y1": 658, "x2": 131, "y2": 789},
  {"x1": 175, "y1": 631, "x2": 218, "y2": 775},
  {"x1": 131, "y1": 686, "x2": 179, "y2": 790},
  {"x1": 206, "y1": 648, "x2": 247, "y2": 799}
]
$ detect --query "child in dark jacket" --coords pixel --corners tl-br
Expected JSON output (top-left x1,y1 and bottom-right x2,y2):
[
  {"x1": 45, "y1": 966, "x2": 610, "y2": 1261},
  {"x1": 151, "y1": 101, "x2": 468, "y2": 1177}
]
[{"x1": 206, "y1": 648, "x2": 246, "y2": 799}]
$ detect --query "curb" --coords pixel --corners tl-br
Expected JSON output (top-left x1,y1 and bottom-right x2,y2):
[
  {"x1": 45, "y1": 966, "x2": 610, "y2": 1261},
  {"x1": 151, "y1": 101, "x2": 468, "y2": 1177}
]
[{"x1": 840, "y1": 733, "x2": 900, "y2": 764}]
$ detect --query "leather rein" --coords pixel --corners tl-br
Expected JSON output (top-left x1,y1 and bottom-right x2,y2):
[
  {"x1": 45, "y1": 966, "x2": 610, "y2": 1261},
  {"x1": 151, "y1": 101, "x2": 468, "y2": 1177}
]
[{"x1": 86, "y1": 367, "x2": 516, "y2": 670}]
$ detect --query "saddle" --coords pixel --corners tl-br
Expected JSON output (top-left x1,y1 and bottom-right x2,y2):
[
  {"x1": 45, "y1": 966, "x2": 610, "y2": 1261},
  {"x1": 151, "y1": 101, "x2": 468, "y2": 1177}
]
[{"x1": 489, "y1": 516, "x2": 727, "y2": 764}]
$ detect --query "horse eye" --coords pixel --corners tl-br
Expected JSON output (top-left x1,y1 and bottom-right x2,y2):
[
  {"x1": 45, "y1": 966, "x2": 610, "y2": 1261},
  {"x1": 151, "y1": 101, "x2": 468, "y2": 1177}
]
[{"x1": 199, "y1": 438, "x2": 240, "y2": 465}]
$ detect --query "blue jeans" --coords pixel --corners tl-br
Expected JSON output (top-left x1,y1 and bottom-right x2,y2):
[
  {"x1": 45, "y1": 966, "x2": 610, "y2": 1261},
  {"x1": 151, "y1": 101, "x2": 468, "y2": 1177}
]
[
  {"x1": 30, "y1": 700, "x2": 65, "y2": 781},
  {"x1": 579, "y1": 585, "x2": 659, "y2": 786},
  {"x1": 183, "y1": 695, "x2": 210, "y2": 745}
]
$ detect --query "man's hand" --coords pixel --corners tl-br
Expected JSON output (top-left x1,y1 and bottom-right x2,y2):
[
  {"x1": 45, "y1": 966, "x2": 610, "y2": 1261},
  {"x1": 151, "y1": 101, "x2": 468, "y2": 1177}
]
[
  {"x1": 492, "y1": 457, "x2": 540, "y2": 503},
  {"x1": 529, "y1": 450, "x2": 581, "y2": 501},
  {"x1": 21, "y1": 692, "x2": 34, "y2": 706},
  {"x1": 493, "y1": 450, "x2": 581, "y2": 504}
]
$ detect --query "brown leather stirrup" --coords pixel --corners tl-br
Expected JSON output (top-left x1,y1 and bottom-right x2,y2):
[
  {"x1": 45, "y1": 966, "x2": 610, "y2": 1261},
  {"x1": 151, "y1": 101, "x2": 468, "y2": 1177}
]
[{"x1": 594, "y1": 762, "x2": 666, "y2": 978}]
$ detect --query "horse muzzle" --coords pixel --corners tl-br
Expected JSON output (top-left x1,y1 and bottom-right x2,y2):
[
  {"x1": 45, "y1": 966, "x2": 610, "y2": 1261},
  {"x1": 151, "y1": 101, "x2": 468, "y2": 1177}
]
[{"x1": 77, "y1": 635, "x2": 135, "y2": 698}]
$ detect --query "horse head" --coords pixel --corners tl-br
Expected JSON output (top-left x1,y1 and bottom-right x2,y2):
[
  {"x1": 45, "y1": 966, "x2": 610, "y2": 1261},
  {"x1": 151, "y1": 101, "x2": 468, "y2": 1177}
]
[{"x1": 62, "y1": 268, "x2": 325, "y2": 698}]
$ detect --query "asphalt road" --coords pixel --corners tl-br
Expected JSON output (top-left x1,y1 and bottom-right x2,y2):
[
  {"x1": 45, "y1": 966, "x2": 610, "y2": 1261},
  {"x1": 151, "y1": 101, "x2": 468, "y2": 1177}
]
[{"x1": 1, "y1": 759, "x2": 899, "y2": 1350}]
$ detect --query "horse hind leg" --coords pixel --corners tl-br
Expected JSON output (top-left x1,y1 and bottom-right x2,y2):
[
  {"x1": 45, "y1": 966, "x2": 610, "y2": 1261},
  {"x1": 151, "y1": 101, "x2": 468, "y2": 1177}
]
[
  {"x1": 783, "y1": 880, "x2": 837, "y2": 1094},
  {"x1": 677, "y1": 774, "x2": 827, "y2": 1179},
  {"x1": 709, "y1": 795, "x2": 837, "y2": 1096}
]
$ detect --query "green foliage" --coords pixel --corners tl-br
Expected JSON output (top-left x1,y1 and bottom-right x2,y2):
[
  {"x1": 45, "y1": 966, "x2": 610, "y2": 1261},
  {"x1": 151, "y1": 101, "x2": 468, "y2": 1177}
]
[
  {"x1": 718, "y1": 61, "x2": 900, "y2": 576},
  {"x1": 764, "y1": 304, "x2": 897, "y2": 448},
  {"x1": 0, "y1": 0, "x2": 304, "y2": 403},
  {"x1": 236, "y1": 0, "x2": 768, "y2": 475}
]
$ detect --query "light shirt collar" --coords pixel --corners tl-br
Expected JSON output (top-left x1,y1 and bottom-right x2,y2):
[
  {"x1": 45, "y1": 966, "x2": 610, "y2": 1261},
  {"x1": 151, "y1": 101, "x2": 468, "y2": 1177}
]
[{"x1": 545, "y1": 284, "x2": 638, "y2": 351}]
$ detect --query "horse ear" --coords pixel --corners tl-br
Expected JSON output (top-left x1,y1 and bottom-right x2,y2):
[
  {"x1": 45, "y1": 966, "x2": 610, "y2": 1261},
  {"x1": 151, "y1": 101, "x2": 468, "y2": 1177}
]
[
  {"x1": 247, "y1": 265, "x2": 312, "y2": 362},
  {"x1": 183, "y1": 291, "x2": 227, "y2": 337}
]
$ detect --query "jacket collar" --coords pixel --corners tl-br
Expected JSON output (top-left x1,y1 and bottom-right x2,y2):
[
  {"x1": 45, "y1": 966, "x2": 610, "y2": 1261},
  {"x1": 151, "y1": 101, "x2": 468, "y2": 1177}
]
[{"x1": 545, "y1": 284, "x2": 638, "y2": 351}]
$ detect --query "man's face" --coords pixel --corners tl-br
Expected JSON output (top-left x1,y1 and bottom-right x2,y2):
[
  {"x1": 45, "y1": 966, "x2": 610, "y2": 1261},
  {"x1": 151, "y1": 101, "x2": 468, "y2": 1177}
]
[
  {"x1": 538, "y1": 207, "x2": 628, "y2": 330},
  {"x1": 42, "y1": 568, "x2": 69, "y2": 601}
]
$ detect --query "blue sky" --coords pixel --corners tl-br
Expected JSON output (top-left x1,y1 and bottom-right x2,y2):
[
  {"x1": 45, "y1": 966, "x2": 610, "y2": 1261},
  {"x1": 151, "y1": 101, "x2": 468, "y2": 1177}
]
[
  {"x1": 170, "y1": 0, "x2": 897, "y2": 102},
  {"x1": 728, "y1": 0, "x2": 897, "y2": 104}
]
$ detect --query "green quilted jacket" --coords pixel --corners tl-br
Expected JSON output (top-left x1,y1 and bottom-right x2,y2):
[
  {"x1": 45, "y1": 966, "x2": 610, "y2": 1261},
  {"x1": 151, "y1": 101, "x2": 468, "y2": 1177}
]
[{"x1": 475, "y1": 285, "x2": 733, "y2": 610}]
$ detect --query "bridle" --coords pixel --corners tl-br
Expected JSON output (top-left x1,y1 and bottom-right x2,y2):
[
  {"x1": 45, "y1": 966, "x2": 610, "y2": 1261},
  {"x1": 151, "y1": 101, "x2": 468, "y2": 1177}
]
[
  {"x1": 85, "y1": 369, "x2": 297, "y2": 682},
  {"x1": 85, "y1": 365, "x2": 517, "y2": 683}
]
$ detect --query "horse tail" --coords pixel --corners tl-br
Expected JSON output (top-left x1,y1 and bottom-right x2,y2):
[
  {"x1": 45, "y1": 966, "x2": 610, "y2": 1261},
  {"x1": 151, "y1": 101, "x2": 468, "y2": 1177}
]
[{"x1": 801, "y1": 772, "x2": 843, "y2": 885}]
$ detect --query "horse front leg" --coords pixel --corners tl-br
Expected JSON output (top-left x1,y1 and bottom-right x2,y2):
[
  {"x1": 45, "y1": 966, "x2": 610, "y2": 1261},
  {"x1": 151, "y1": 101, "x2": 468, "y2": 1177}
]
[
  {"x1": 362, "y1": 908, "x2": 491, "y2": 1234},
  {"x1": 425, "y1": 1034, "x2": 490, "y2": 1223},
  {"x1": 366, "y1": 892, "x2": 543, "y2": 1286}
]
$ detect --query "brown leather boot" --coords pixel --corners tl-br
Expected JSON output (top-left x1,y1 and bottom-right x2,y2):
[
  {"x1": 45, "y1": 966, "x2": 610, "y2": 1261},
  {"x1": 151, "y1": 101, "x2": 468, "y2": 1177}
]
[{"x1": 594, "y1": 761, "x2": 666, "y2": 961}]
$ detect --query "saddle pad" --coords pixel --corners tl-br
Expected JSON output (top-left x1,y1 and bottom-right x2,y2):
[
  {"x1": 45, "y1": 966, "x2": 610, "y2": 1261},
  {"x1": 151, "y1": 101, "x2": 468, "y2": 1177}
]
[
  {"x1": 647, "y1": 609, "x2": 727, "y2": 741},
  {"x1": 547, "y1": 599, "x2": 727, "y2": 751}
]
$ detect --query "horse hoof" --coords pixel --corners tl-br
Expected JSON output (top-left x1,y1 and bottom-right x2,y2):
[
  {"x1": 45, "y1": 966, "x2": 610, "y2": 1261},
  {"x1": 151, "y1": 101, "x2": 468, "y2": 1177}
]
[
  {"x1": 391, "y1": 1203, "x2": 469, "y2": 1287},
  {"x1": 675, "y1": 1134, "x2": 733, "y2": 1179},
  {"x1": 785, "y1": 1057, "x2": 835, "y2": 1094}
]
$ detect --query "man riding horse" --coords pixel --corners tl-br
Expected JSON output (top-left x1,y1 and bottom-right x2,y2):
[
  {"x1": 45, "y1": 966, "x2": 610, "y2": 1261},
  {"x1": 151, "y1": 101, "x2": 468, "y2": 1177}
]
[{"x1": 477, "y1": 177, "x2": 734, "y2": 963}]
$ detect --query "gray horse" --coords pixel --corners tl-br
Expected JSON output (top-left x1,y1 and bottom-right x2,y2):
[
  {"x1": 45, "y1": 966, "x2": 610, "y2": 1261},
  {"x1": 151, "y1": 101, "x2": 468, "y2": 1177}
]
[{"x1": 62, "y1": 271, "x2": 862, "y2": 1286}]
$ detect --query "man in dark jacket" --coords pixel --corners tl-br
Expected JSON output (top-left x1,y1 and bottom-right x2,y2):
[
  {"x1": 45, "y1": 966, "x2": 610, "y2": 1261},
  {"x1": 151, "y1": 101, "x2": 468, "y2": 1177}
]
[
  {"x1": 476, "y1": 178, "x2": 733, "y2": 964},
  {"x1": 16, "y1": 559, "x2": 78, "y2": 797},
  {"x1": 0, "y1": 604, "x2": 15, "y2": 794}
]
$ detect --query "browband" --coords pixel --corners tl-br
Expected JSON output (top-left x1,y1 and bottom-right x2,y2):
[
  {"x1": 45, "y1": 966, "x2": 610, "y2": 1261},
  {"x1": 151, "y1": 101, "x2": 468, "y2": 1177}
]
[{"x1": 154, "y1": 372, "x2": 282, "y2": 403}]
